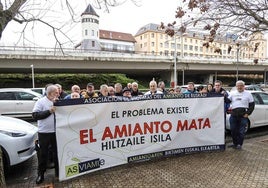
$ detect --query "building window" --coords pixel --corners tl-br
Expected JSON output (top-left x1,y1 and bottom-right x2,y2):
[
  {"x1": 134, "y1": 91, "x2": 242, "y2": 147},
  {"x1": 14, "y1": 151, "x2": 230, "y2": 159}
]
[
  {"x1": 140, "y1": 44, "x2": 142, "y2": 48},
  {"x1": 171, "y1": 43, "x2": 175, "y2": 49},
  {"x1": 164, "y1": 50, "x2": 169, "y2": 56},
  {"x1": 160, "y1": 51, "x2": 163, "y2": 55},
  {"x1": 195, "y1": 46, "x2": 198, "y2": 51},
  {"x1": 85, "y1": 29, "x2": 88, "y2": 36},
  {"x1": 189, "y1": 45, "x2": 193, "y2": 50},
  {"x1": 151, "y1": 51, "x2": 155, "y2": 55},
  {"x1": 184, "y1": 45, "x2": 187, "y2": 50},
  {"x1": 151, "y1": 33, "x2": 154, "y2": 38},
  {"x1": 91, "y1": 30, "x2": 94, "y2": 36},
  {"x1": 151, "y1": 42, "x2": 155, "y2": 47},
  {"x1": 92, "y1": 41, "x2": 95, "y2": 47},
  {"x1": 160, "y1": 43, "x2": 163, "y2": 48},
  {"x1": 140, "y1": 36, "x2": 142, "y2": 40},
  {"x1": 165, "y1": 42, "x2": 169, "y2": 48}
]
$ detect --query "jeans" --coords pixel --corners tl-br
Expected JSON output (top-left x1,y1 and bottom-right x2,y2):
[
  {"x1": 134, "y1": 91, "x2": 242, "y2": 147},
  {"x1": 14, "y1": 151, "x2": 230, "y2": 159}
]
[{"x1": 229, "y1": 115, "x2": 248, "y2": 146}]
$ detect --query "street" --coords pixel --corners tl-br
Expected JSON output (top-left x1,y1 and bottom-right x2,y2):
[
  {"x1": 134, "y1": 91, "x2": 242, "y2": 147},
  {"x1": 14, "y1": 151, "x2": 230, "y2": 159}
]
[{"x1": 5, "y1": 125, "x2": 268, "y2": 188}]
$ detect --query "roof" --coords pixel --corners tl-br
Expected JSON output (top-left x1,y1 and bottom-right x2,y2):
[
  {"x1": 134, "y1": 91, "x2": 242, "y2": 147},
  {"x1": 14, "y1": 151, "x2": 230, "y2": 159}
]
[
  {"x1": 81, "y1": 4, "x2": 99, "y2": 17},
  {"x1": 100, "y1": 30, "x2": 136, "y2": 43},
  {"x1": 135, "y1": 23, "x2": 160, "y2": 36}
]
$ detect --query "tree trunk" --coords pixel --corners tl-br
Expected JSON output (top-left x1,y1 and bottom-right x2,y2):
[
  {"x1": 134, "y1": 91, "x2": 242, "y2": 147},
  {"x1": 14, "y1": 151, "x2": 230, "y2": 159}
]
[{"x1": 0, "y1": 147, "x2": 6, "y2": 187}]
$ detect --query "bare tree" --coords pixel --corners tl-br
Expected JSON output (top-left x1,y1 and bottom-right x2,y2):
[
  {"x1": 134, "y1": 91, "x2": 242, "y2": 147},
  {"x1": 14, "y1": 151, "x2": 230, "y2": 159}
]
[
  {"x1": 0, "y1": 0, "x2": 140, "y2": 49},
  {"x1": 161, "y1": 0, "x2": 268, "y2": 51},
  {"x1": 0, "y1": 0, "x2": 140, "y2": 184}
]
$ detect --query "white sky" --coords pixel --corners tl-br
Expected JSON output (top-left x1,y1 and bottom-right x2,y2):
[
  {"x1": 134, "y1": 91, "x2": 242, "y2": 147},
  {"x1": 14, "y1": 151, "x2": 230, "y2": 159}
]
[
  {"x1": 0, "y1": 0, "x2": 267, "y2": 53},
  {"x1": 0, "y1": 0, "x2": 181, "y2": 48}
]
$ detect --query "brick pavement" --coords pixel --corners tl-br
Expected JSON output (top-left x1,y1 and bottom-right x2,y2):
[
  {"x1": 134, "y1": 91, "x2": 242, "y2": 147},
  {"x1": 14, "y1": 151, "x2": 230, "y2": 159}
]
[{"x1": 6, "y1": 135, "x2": 268, "y2": 188}]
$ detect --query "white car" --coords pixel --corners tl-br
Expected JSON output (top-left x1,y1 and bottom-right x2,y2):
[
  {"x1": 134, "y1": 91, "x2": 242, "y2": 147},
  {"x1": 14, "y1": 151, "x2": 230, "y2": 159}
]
[
  {"x1": 230, "y1": 85, "x2": 264, "y2": 92},
  {"x1": 30, "y1": 88, "x2": 46, "y2": 96},
  {"x1": 0, "y1": 116, "x2": 38, "y2": 170},
  {"x1": 226, "y1": 91, "x2": 268, "y2": 132},
  {"x1": 0, "y1": 88, "x2": 42, "y2": 118}
]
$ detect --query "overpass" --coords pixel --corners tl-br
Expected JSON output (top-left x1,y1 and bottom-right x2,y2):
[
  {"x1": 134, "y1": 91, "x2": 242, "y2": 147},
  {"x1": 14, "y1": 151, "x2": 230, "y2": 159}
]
[{"x1": 0, "y1": 46, "x2": 268, "y2": 83}]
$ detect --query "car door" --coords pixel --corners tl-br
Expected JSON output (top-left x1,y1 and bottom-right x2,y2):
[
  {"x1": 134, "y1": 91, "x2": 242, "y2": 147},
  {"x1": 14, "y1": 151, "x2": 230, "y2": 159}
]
[
  {"x1": 14, "y1": 91, "x2": 39, "y2": 117},
  {"x1": 250, "y1": 93, "x2": 268, "y2": 127},
  {"x1": 0, "y1": 92, "x2": 17, "y2": 116}
]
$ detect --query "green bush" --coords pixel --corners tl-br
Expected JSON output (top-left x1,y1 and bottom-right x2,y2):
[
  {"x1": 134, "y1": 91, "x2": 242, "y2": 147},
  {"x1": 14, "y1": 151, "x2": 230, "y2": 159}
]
[{"x1": 0, "y1": 73, "x2": 145, "y2": 90}]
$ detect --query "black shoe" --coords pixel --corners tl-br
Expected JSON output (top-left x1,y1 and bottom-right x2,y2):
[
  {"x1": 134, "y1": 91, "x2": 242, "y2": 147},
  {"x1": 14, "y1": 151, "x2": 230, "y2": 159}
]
[
  {"x1": 235, "y1": 145, "x2": 242, "y2": 150},
  {"x1": 36, "y1": 174, "x2": 44, "y2": 184}
]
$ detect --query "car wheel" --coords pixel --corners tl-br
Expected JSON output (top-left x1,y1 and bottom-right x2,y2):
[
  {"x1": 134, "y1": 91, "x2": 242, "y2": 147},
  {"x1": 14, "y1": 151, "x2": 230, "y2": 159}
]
[{"x1": 1, "y1": 147, "x2": 10, "y2": 174}]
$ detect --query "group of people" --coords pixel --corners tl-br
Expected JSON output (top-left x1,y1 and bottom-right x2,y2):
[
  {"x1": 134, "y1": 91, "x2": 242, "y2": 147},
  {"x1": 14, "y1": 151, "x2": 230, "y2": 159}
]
[{"x1": 32, "y1": 79, "x2": 255, "y2": 184}]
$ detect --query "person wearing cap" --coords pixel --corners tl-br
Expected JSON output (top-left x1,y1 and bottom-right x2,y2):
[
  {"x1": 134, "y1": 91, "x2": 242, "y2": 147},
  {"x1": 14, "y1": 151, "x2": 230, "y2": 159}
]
[
  {"x1": 122, "y1": 87, "x2": 132, "y2": 98},
  {"x1": 85, "y1": 83, "x2": 98, "y2": 98},
  {"x1": 227, "y1": 80, "x2": 255, "y2": 150}
]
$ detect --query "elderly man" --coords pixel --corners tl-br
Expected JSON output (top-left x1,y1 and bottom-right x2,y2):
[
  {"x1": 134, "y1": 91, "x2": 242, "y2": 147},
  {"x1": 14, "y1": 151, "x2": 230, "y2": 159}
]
[
  {"x1": 144, "y1": 80, "x2": 163, "y2": 95},
  {"x1": 32, "y1": 85, "x2": 59, "y2": 184},
  {"x1": 227, "y1": 80, "x2": 255, "y2": 150},
  {"x1": 131, "y1": 82, "x2": 143, "y2": 96}
]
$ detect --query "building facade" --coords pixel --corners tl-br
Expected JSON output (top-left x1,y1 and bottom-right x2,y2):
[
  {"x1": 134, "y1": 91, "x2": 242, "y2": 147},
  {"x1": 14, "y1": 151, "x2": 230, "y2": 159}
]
[
  {"x1": 134, "y1": 23, "x2": 267, "y2": 61},
  {"x1": 78, "y1": 4, "x2": 136, "y2": 53}
]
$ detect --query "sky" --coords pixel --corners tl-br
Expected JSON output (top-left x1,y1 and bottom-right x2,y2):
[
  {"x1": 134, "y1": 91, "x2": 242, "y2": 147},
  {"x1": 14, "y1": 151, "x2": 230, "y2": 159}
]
[
  {"x1": 0, "y1": 0, "x2": 267, "y2": 52},
  {"x1": 0, "y1": 0, "x2": 181, "y2": 48}
]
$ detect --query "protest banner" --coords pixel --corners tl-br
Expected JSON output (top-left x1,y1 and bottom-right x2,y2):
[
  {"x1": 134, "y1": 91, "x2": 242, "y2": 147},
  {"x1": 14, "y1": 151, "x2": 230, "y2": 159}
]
[{"x1": 55, "y1": 94, "x2": 225, "y2": 181}]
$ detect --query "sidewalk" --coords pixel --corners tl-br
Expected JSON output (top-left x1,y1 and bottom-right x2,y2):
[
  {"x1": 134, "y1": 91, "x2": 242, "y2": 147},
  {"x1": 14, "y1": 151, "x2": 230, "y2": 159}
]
[{"x1": 6, "y1": 135, "x2": 268, "y2": 188}]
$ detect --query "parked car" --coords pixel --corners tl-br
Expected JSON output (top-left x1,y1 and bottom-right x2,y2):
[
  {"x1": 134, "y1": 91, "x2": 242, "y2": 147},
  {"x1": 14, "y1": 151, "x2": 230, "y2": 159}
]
[
  {"x1": 0, "y1": 88, "x2": 42, "y2": 118},
  {"x1": 230, "y1": 85, "x2": 264, "y2": 92},
  {"x1": 179, "y1": 84, "x2": 206, "y2": 93},
  {"x1": 226, "y1": 91, "x2": 268, "y2": 132},
  {"x1": 30, "y1": 87, "x2": 46, "y2": 96},
  {"x1": 0, "y1": 115, "x2": 38, "y2": 171}
]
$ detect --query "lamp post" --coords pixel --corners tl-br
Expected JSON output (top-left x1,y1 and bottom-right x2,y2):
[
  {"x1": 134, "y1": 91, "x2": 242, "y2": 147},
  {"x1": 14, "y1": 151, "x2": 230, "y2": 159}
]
[
  {"x1": 173, "y1": 36, "x2": 177, "y2": 88},
  {"x1": 30, "y1": 64, "x2": 35, "y2": 88}
]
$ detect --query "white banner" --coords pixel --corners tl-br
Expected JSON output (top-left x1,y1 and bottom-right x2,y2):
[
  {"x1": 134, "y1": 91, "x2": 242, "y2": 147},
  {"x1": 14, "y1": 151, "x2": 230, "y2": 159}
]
[{"x1": 55, "y1": 95, "x2": 225, "y2": 181}]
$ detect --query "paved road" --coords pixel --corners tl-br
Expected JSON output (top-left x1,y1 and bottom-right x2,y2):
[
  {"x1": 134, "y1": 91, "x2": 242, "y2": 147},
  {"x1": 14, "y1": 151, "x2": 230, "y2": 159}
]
[{"x1": 5, "y1": 126, "x2": 268, "y2": 188}]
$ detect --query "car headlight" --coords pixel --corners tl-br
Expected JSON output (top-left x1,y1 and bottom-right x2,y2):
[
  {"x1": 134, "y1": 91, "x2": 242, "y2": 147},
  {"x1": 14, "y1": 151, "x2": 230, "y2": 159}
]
[{"x1": 0, "y1": 130, "x2": 27, "y2": 137}]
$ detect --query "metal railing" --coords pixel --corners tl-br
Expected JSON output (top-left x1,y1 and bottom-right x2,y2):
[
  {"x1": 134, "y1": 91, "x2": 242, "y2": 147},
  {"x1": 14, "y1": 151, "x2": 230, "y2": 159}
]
[{"x1": 0, "y1": 45, "x2": 267, "y2": 65}]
